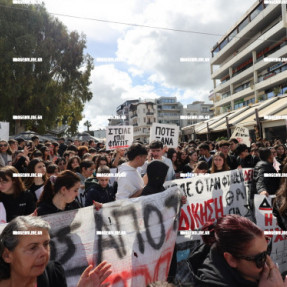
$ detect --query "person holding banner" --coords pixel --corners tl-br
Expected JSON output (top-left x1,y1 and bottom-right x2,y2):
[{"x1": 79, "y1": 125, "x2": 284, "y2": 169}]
[
  {"x1": 0, "y1": 216, "x2": 112, "y2": 287},
  {"x1": 188, "y1": 214, "x2": 287, "y2": 287},
  {"x1": 37, "y1": 171, "x2": 81, "y2": 216}
]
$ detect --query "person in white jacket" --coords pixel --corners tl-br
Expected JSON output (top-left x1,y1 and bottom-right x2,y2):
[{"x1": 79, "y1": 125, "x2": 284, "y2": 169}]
[{"x1": 116, "y1": 143, "x2": 147, "y2": 200}]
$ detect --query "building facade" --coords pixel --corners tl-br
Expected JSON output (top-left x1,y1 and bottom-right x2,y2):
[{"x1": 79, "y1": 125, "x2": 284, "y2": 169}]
[
  {"x1": 129, "y1": 101, "x2": 157, "y2": 143},
  {"x1": 210, "y1": 1, "x2": 287, "y2": 115}
]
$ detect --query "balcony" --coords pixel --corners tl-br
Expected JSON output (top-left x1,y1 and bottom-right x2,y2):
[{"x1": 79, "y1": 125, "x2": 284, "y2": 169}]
[
  {"x1": 133, "y1": 123, "x2": 138, "y2": 126},
  {"x1": 146, "y1": 112, "x2": 154, "y2": 115},
  {"x1": 130, "y1": 113, "x2": 138, "y2": 118},
  {"x1": 147, "y1": 122, "x2": 153, "y2": 125}
]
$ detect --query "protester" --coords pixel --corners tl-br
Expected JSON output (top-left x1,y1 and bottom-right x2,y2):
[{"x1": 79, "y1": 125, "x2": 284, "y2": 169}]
[
  {"x1": 78, "y1": 146, "x2": 89, "y2": 159},
  {"x1": 85, "y1": 165, "x2": 116, "y2": 205},
  {"x1": 111, "y1": 148, "x2": 126, "y2": 168},
  {"x1": 12, "y1": 148, "x2": 29, "y2": 173},
  {"x1": 193, "y1": 161, "x2": 209, "y2": 174},
  {"x1": 55, "y1": 157, "x2": 66, "y2": 172},
  {"x1": 229, "y1": 138, "x2": 239, "y2": 157},
  {"x1": 236, "y1": 144, "x2": 260, "y2": 168},
  {"x1": 0, "y1": 166, "x2": 35, "y2": 222},
  {"x1": 16, "y1": 138, "x2": 26, "y2": 150},
  {"x1": 182, "y1": 151, "x2": 198, "y2": 173},
  {"x1": 142, "y1": 141, "x2": 175, "y2": 181},
  {"x1": 7, "y1": 139, "x2": 18, "y2": 156},
  {"x1": 76, "y1": 160, "x2": 95, "y2": 206},
  {"x1": 218, "y1": 140, "x2": 238, "y2": 170},
  {"x1": 46, "y1": 164, "x2": 59, "y2": 178},
  {"x1": 25, "y1": 159, "x2": 47, "y2": 202},
  {"x1": 252, "y1": 148, "x2": 281, "y2": 198},
  {"x1": 210, "y1": 152, "x2": 230, "y2": 173},
  {"x1": 49, "y1": 142, "x2": 59, "y2": 162},
  {"x1": 37, "y1": 170, "x2": 81, "y2": 216},
  {"x1": 188, "y1": 214, "x2": 286, "y2": 287},
  {"x1": 176, "y1": 149, "x2": 189, "y2": 172},
  {"x1": 116, "y1": 143, "x2": 147, "y2": 200},
  {"x1": 31, "y1": 136, "x2": 40, "y2": 149},
  {"x1": 30, "y1": 150, "x2": 43, "y2": 161},
  {"x1": 94, "y1": 156, "x2": 109, "y2": 171},
  {"x1": 58, "y1": 137, "x2": 67, "y2": 157},
  {"x1": 0, "y1": 215, "x2": 112, "y2": 287},
  {"x1": 275, "y1": 144, "x2": 286, "y2": 165},
  {"x1": 0, "y1": 141, "x2": 12, "y2": 167},
  {"x1": 273, "y1": 164, "x2": 287, "y2": 230},
  {"x1": 66, "y1": 156, "x2": 81, "y2": 173},
  {"x1": 198, "y1": 143, "x2": 213, "y2": 169},
  {"x1": 167, "y1": 148, "x2": 180, "y2": 178},
  {"x1": 40, "y1": 146, "x2": 51, "y2": 162}
]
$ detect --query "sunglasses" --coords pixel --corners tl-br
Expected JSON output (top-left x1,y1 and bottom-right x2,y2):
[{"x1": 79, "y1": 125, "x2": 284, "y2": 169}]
[
  {"x1": 234, "y1": 237, "x2": 271, "y2": 268},
  {"x1": 0, "y1": 144, "x2": 8, "y2": 147}
]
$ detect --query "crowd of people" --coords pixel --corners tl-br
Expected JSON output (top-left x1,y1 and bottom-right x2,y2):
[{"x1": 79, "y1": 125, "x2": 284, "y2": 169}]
[{"x1": 1, "y1": 135, "x2": 287, "y2": 286}]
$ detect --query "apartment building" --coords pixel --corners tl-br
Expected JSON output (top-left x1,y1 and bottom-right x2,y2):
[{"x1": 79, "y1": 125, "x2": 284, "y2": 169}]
[
  {"x1": 181, "y1": 101, "x2": 213, "y2": 127},
  {"x1": 129, "y1": 101, "x2": 157, "y2": 143},
  {"x1": 210, "y1": 1, "x2": 287, "y2": 116},
  {"x1": 156, "y1": 97, "x2": 183, "y2": 127}
]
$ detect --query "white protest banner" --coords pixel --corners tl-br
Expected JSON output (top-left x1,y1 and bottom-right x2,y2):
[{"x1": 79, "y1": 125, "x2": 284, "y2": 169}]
[
  {"x1": 150, "y1": 123, "x2": 179, "y2": 148},
  {"x1": 106, "y1": 126, "x2": 133, "y2": 150},
  {"x1": 0, "y1": 122, "x2": 9, "y2": 141},
  {"x1": 230, "y1": 125, "x2": 250, "y2": 147},
  {"x1": 254, "y1": 195, "x2": 287, "y2": 274},
  {"x1": 0, "y1": 203, "x2": 6, "y2": 224},
  {"x1": 0, "y1": 187, "x2": 182, "y2": 287},
  {"x1": 164, "y1": 169, "x2": 251, "y2": 232}
]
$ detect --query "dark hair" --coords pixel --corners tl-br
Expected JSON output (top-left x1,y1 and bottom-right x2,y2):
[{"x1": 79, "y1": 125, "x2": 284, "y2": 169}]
[
  {"x1": 259, "y1": 147, "x2": 271, "y2": 162},
  {"x1": 210, "y1": 152, "x2": 230, "y2": 173},
  {"x1": 31, "y1": 136, "x2": 39, "y2": 141},
  {"x1": 149, "y1": 140, "x2": 163, "y2": 150},
  {"x1": 193, "y1": 161, "x2": 208, "y2": 172},
  {"x1": 95, "y1": 156, "x2": 108, "y2": 169},
  {"x1": 40, "y1": 146, "x2": 49, "y2": 161},
  {"x1": 126, "y1": 143, "x2": 148, "y2": 161},
  {"x1": 46, "y1": 164, "x2": 59, "y2": 175},
  {"x1": 78, "y1": 146, "x2": 89, "y2": 158},
  {"x1": 8, "y1": 139, "x2": 17, "y2": 146},
  {"x1": 67, "y1": 156, "x2": 81, "y2": 172},
  {"x1": 38, "y1": 170, "x2": 80, "y2": 204},
  {"x1": 0, "y1": 166, "x2": 26, "y2": 197},
  {"x1": 218, "y1": 140, "x2": 230, "y2": 148},
  {"x1": 24, "y1": 159, "x2": 47, "y2": 189},
  {"x1": 66, "y1": 145, "x2": 78, "y2": 153},
  {"x1": 201, "y1": 215, "x2": 263, "y2": 257},
  {"x1": 16, "y1": 138, "x2": 25, "y2": 144},
  {"x1": 166, "y1": 148, "x2": 177, "y2": 161},
  {"x1": 229, "y1": 138, "x2": 239, "y2": 144},
  {"x1": 31, "y1": 149, "x2": 43, "y2": 159},
  {"x1": 235, "y1": 144, "x2": 249, "y2": 156},
  {"x1": 89, "y1": 148, "x2": 97, "y2": 153},
  {"x1": 55, "y1": 157, "x2": 66, "y2": 165},
  {"x1": 80, "y1": 160, "x2": 94, "y2": 172},
  {"x1": 198, "y1": 143, "x2": 210, "y2": 151}
]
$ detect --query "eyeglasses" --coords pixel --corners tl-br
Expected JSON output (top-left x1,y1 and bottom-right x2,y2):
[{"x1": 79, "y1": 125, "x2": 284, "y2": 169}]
[
  {"x1": 234, "y1": 237, "x2": 271, "y2": 269},
  {"x1": 0, "y1": 144, "x2": 8, "y2": 147}
]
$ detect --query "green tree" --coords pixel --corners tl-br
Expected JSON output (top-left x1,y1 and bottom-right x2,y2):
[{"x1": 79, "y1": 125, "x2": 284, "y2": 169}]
[
  {"x1": 83, "y1": 120, "x2": 92, "y2": 132},
  {"x1": 0, "y1": 0, "x2": 94, "y2": 135}
]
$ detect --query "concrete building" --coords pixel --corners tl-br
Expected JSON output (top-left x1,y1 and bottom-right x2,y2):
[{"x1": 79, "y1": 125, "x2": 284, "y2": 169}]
[
  {"x1": 129, "y1": 101, "x2": 157, "y2": 143},
  {"x1": 181, "y1": 101, "x2": 213, "y2": 127},
  {"x1": 156, "y1": 97, "x2": 183, "y2": 126},
  {"x1": 114, "y1": 100, "x2": 139, "y2": 125},
  {"x1": 210, "y1": 1, "x2": 287, "y2": 116}
]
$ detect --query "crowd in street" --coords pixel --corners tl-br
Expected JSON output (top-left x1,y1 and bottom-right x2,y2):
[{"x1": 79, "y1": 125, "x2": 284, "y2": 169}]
[{"x1": 1, "y1": 135, "x2": 287, "y2": 286}]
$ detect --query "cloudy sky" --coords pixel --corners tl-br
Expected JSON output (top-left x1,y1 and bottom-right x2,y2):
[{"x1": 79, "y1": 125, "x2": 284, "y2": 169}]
[{"x1": 42, "y1": 0, "x2": 253, "y2": 131}]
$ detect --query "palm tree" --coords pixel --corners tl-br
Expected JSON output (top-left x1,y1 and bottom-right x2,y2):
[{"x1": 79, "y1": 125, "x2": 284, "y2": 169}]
[{"x1": 83, "y1": 120, "x2": 92, "y2": 132}]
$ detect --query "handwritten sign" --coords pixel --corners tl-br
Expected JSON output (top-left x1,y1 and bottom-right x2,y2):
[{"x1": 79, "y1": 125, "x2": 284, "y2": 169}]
[
  {"x1": 106, "y1": 126, "x2": 133, "y2": 150},
  {"x1": 150, "y1": 123, "x2": 179, "y2": 148}
]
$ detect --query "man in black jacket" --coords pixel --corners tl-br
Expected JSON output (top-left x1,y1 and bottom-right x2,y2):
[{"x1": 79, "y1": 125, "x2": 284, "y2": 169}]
[
  {"x1": 198, "y1": 143, "x2": 213, "y2": 169},
  {"x1": 252, "y1": 148, "x2": 280, "y2": 198},
  {"x1": 235, "y1": 144, "x2": 260, "y2": 168},
  {"x1": 218, "y1": 140, "x2": 238, "y2": 170}
]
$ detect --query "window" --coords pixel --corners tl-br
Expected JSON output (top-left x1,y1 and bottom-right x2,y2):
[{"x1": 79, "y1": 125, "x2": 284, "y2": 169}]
[
  {"x1": 229, "y1": 29, "x2": 237, "y2": 41},
  {"x1": 238, "y1": 17, "x2": 249, "y2": 32},
  {"x1": 220, "y1": 38, "x2": 228, "y2": 50},
  {"x1": 250, "y1": 3, "x2": 263, "y2": 21}
]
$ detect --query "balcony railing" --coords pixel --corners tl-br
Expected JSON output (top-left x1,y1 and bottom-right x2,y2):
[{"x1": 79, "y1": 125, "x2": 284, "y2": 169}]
[
  {"x1": 133, "y1": 123, "x2": 138, "y2": 126},
  {"x1": 146, "y1": 112, "x2": 154, "y2": 115}
]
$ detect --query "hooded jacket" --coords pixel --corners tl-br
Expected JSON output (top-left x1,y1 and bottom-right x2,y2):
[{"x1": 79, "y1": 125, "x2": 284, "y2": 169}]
[
  {"x1": 141, "y1": 160, "x2": 169, "y2": 196},
  {"x1": 189, "y1": 244, "x2": 257, "y2": 287}
]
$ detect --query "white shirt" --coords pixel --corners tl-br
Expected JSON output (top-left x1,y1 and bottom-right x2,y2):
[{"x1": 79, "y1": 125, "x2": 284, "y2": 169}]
[{"x1": 116, "y1": 163, "x2": 144, "y2": 200}]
